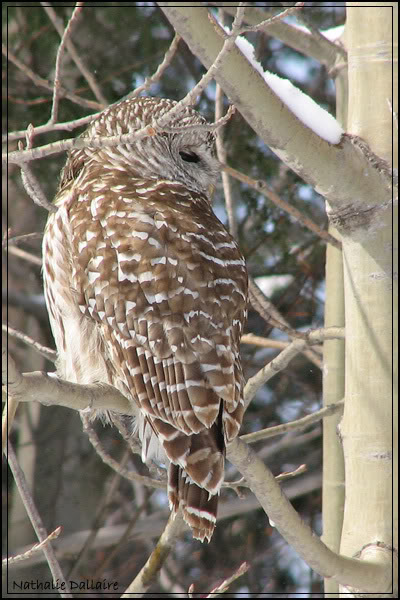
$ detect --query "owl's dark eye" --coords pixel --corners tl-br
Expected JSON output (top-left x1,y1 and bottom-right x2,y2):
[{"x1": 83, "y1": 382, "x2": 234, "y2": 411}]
[{"x1": 179, "y1": 151, "x2": 200, "y2": 163}]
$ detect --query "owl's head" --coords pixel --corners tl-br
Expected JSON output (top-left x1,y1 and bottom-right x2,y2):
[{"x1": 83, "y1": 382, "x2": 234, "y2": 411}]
[{"x1": 81, "y1": 96, "x2": 220, "y2": 196}]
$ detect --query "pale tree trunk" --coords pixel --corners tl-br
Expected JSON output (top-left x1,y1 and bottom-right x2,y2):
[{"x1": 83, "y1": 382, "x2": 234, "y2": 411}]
[
  {"x1": 322, "y1": 229, "x2": 345, "y2": 598},
  {"x1": 338, "y1": 4, "x2": 397, "y2": 597},
  {"x1": 322, "y1": 29, "x2": 347, "y2": 598}
]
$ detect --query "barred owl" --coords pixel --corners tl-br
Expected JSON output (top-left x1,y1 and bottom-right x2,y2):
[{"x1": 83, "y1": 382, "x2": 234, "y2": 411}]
[{"x1": 42, "y1": 96, "x2": 248, "y2": 542}]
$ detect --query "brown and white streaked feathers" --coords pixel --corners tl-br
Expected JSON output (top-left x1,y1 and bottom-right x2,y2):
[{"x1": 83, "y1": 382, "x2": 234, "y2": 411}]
[{"x1": 42, "y1": 97, "x2": 248, "y2": 542}]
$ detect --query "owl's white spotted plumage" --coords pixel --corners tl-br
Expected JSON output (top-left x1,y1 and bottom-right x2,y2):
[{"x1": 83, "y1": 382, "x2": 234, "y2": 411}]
[{"x1": 42, "y1": 96, "x2": 248, "y2": 542}]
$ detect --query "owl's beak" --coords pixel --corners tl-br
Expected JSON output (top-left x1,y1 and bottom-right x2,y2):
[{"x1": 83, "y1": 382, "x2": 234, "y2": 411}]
[{"x1": 208, "y1": 183, "x2": 216, "y2": 198}]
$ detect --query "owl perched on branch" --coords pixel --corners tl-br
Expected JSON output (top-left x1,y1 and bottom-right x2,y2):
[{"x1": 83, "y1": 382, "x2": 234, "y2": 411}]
[{"x1": 42, "y1": 96, "x2": 248, "y2": 542}]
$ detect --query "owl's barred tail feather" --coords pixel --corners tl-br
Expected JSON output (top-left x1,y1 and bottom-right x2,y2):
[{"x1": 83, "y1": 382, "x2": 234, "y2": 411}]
[
  {"x1": 168, "y1": 464, "x2": 219, "y2": 543},
  {"x1": 159, "y1": 416, "x2": 225, "y2": 542}
]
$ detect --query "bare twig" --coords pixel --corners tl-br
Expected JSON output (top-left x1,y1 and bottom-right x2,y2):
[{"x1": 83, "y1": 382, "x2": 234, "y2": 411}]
[
  {"x1": 80, "y1": 412, "x2": 165, "y2": 489},
  {"x1": 92, "y1": 490, "x2": 153, "y2": 580},
  {"x1": 6, "y1": 442, "x2": 73, "y2": 597},
  {"x1": 42, "y1": 2, "x2": 108, "y2": 109},
  {"x1": 224, "y1": 164, "x2": 342, "y2": 250},
  {"x1": 19, "y1": 156, "x2": 56, "y2": 213},
  {"x1": 6, "y1": 113, "x2": 101, "y2": 143},
  {"x1": 3, "y1": 43, "x2": 102, "y2": 112},
  {"x1": 131, "y1": 34, "x2": 181, "y2": 98},
  {"x1": 3, "y1": 527, "x2": 62, "y2": 567},
  {"x1": 150, "y1": 4, "x2": 247, "y2": 132},
  {"x1": 241, "y1": 399, "x2": 344, "y2": 443},
  {"x1": 67, "y1": 451, "x2": 131, "y2": 580},
  {"x1": 222, "y1": 463, "x2": 307, "y2": 491},
  {"x1": 4, "y1": 106, "x2": 236, "y2": 165},
  {"x1": 241, "y1": 333, "x2": 289, "y2": 350},
  {"x1": 2, "y1": 324, "x2": 57, "y2": 362},
  {"x1": 198, "y1": 561, "x2": 249, "y2": 597},
  {"x1": 215, "y1": 55, "x2": 238, "y2": 238},
  {"x1": 275, "y1": 463, "x2": 307, "y2": 482},
  {"x1": 47, "y1": 3, "x2": 87, "y2": 122},
  {"x1": 248, "y1": 277, "x2": 323, "y2": 369},
  {"x1": 121, "y1": 511, "x2": 186, "y2": 597},
  {"x1": 4, "y1": 124, "x2": 153, "y2": 164},
  {"x1": 3, "y1": 232, "x2": 43, "y2": 248},
  {"x1": 237, "y1": 2, "x2": 304, "y2": 34},
  {"x1": 243, "y1": 338, "x2": 307, "y2": 408},
  {"x1": 6, "y1": 245, "x2": 43, "y2": 266}
]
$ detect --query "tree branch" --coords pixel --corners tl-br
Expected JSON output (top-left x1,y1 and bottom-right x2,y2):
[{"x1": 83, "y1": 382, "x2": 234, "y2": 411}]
[
  {"x1": 241, "y1": 400, "x2": 344, "y2": 444},
  {"x1": 3, "y1": 43, "x2": 102, "y2": 112},
  {"x1": 3, "y1": 527, "x2": 62, "y2": 568},
  {"x1": 226, "y1": 437, "x2": 393, "y2": 593},
  {"x1": 158, "y1": 4, "x2": 393, "y2": 236},
  {"x1": 121, "y1": 512, "x2": 186, "y2": 597},
  {"x1": 5, "y1": 442, "x2": 73, "y2": 597},
  {"x1": 224, "y1": 164, "x2": 342, "y2": 250},
  {"x1": 41, "y1": 2, "x2": 108, "y2": 110}
]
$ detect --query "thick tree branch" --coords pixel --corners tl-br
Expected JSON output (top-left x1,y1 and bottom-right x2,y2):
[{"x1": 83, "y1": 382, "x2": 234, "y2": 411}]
[
  {"x1": 226, "y1": 437, "x2": 393, "y2": 593},
  {"x1": 158, "y1": 4, "x2": 393, "y2": 237},
  {"x1": 4, "y1": 350, "x2": 131, "y2": 415}
]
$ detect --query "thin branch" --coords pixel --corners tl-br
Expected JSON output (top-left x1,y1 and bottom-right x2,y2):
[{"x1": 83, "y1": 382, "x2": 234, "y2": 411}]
[
  {"x1": 275, "y1": 463, "x2": 308, "y2": 482},
  {"x1": 248, "y1": 277, "x2": 309, "y2": 341},
  {"x1": 222, "y1": 463, "x2": 307, "y2": 491},
  {"x1": 3, "y1": 232, "x2": 43, "y2": 248},
  {"x1": 3, "y1": 527, "x2": 62, "y2": 567},
  {"x1": 243, "y1": 338, "x2": 307, "y2": 408},
  {"x1": 3, "y1": 324, "x2": 57, "y2": 362},
  {"x1": 248, "y1": 277, "x2": 323, "y2": 369},
  {"x1": 2, "y1": 395, "x2": 19, "y2": 454},
  {"x1": 6, "y1": 113, "x2": 101, "y2": 143},
  {"x1": 237, "y1": 2, "x2": 304, "y2": 34},
  {"x1": 215, "y1": 67, "x2": 238, "y2": 238},
  {"x1": 92, "y1": 490, "x2": 153, "y2": 581},
  {"x1": 5, "y1": 442, "x2": 73, "y2": 597},
  {"x1": 3, "y1": 43, "x2": 102, "y2": 112},
  {"x1": 209, "y1": 3, "x2": 347, "y2": 67},
  {"x1": 67, "y1": 451, "x2": 131, "y2": 580},
  {"x1": 4, "y1": 106, "x2": 236, "y2": 165},
  {"x1": 190, "y1": 561, "x2": 249, "y2": 597},
  {"x1": 6, "y1": 245, "x2": 43, "y2": 267},
  {"x1": 241, "y1": 399, "x2": 344, "y2": 444},
  {"x1": 148, "y1": 4, "x2": 247, "y2": 132},
  {"x1": 121, "y1": 511, "x2": 186, "y2": 597},
  {"x1": 224, "y1": 164, "x2": 342, "y2": 250},
  {"x1": 47, "y1": 3, "x2": 86, "y2": 123},
  {"x1": 241, "y1": 334, "x2": 290, "y2": 350},
  {"x1": 42, "y1": 2, "x2": 108, "y2": 109},
  {"x1": 4, "y1": 124, "x2": 154, "y2": 164},
  {"x1": 80, "y1": 412, "x2": 166, "y2": 489},
  {"x1": 131, "y1": 34, "x2": 181, "y2": 98},
  {"x1": 18, "y1": 139, "x2": 57, "y2": 212}
]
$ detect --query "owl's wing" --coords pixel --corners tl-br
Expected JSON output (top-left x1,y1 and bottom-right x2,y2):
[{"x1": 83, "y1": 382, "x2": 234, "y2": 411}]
[{"x1": 68, "y1": 183, "x2": 247, "y2": 503}]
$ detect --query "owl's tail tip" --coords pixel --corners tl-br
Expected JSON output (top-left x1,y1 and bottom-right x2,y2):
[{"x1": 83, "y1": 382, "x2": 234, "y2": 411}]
[{"x1": 168, "y1": 464, "x2": 219, "y2": 543}]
